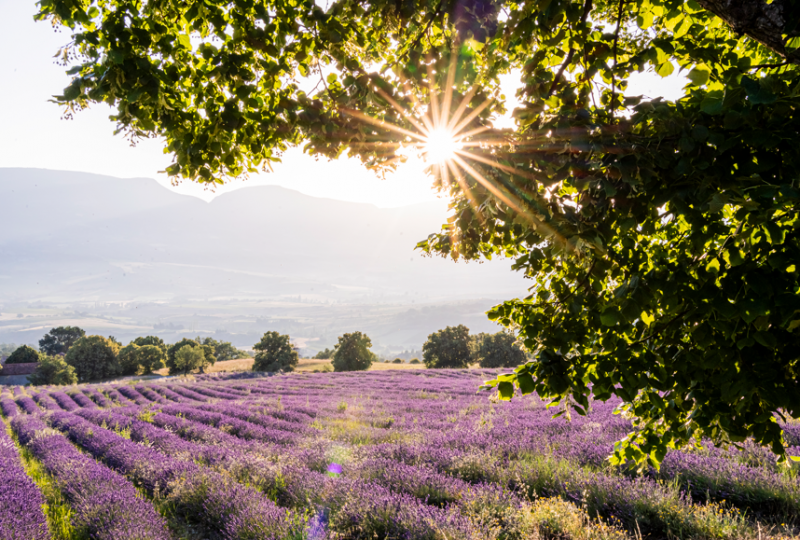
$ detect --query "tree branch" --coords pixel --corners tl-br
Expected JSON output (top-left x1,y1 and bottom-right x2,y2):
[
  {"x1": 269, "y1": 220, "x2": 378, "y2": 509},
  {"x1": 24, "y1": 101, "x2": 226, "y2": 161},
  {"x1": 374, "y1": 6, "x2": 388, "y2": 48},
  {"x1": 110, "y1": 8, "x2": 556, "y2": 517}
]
[
  {"x1": 694, "y1": 0, "x2": 800, "y2": 65},
  {"x1": 545, "y1": 0, "x2": 593, "y2": 99}
]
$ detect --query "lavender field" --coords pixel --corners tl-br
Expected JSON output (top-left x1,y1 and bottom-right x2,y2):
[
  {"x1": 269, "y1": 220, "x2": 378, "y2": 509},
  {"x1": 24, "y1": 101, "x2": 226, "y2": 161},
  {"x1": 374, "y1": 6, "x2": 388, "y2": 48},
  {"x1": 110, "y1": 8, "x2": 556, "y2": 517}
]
[{"x1": 1, "y1": 370, "x2": 799, "y2": 540}]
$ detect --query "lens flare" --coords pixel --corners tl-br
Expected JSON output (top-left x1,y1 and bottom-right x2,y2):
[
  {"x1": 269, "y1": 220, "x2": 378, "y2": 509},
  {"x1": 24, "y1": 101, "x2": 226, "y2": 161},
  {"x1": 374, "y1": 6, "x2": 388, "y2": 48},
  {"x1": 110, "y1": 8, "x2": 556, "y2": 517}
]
[{"x1": 424, "y1": 129, "x2": 462, "y2": 164}]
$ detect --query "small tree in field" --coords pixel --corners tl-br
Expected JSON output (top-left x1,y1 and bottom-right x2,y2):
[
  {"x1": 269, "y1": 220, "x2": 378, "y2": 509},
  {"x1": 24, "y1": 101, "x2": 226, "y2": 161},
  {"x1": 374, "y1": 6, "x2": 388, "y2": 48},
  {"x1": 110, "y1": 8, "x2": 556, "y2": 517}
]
[
  {"x1": 39, "y1": 326, "x2": 85, "y2": 356},
  {"x1": 332, "y1": 332, "x2": 374, "y2": 372},
  {"x1": 29, "y1": 355, "x2": 77, "y2": 386},
  {"x1": 137, "y1": 345, "x2": 166, "y2": 374},
  {"x1": 477, "y1": 332, "x2": 527, "y2": 369},
  {"x1": 118, "y1": 343, "x2": 166, "y2": 375},
  {"x1": 252, "y1": 332, "x2": 298, "y2": 372},
  {"x1": 5, "y1": 345, "x2": 41, "y2": 364},
  {"x1": 173, "y1": 345, "x2": 208, "y2": 374},
  {"x1": 423, "y1": 325, "x2": 472, "y2": 369},
  {"x1": 166, "y1": 338, "x2": 216, "y2": 375},
  {"x1": 64, "y1": 336, "x2": 120, "y2": 382}
]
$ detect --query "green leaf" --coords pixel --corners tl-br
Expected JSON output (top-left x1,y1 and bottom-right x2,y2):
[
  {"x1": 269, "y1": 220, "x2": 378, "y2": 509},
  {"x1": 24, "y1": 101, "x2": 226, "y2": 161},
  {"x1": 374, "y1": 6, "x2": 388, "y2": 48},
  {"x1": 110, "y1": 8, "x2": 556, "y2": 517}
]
[
  {"x1": 687, "y1": 67, "x2": 710, "y2": 86},
  {"x1": 655, "y1": 62, "x2": 674, "y2": 77},
  {"x1": 178, "y1": 34, "x2": 192, "y2": 50},
  {"x1": 600, "y1": 311, "x2": 620, "y2": 326},
  {"x1": 517, "y1": 373, "x2": 535, "y2": 395},
  {"x1": 497, "y1": 381, "x2": 514, "y2": 401}
]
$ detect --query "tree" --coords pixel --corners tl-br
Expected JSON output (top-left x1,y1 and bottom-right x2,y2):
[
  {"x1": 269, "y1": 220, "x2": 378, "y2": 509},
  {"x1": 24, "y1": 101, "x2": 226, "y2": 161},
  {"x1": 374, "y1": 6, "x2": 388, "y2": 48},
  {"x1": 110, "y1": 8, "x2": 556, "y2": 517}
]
[
  {"x1": 331, "y1": 332, "x2": 375, "y2": 372},
  {"x1": 173, "y1": 345, "x2": 208, "y2": 374},
  {"x1": 166, "y1": 338, "x2": 216, "y2": 375},
  {"x1": 64, "y1": 336, "x2": 120, "y2": 382},
  {"x1": 313, "y1": 348, "x2": 335, "y2": 360},
  {"x1": 476, "y1": 332, "x2": 528, "y2": 369},
  {"x1": 252, "y1": 332, "x2": 299, "y2": 372},
  {"x1": 36, "y1": 0, "x2": 800, "y2": 464},
  {"x1": 198, "y1": 337, "x2": 249, "y2": 362},
  {"x1": 423, "y1": 325, "x2": 473, "y2": 369},
  {"x1": 118, "y1": 343, "x2": 166, "y2": 375},
  {"x1": 132, "y1": 336, "x2": 167, "y2": 353},
  {"x1": 118, "y1": 344, "x2": 141, "y2": 376},
  {"x1": 29, "y1": 356, "x2": 78, "y2": 386},
  {"x1": 5, "y1": 345, "x2": 41, "y2": 364},
  {"x1": 137, "y1": 345, "x2": 167, "y2": 374},
  {"x1": 39, "y1": 327, "x2": 85, "y2": 356}
]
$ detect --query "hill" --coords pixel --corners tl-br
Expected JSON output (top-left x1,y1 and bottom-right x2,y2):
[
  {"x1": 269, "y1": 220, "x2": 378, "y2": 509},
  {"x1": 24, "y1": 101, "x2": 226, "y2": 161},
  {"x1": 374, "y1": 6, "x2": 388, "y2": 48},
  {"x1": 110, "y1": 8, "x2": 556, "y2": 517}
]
[{"x1": 0, "y1": 168, "x2": 528, "y2": 352}]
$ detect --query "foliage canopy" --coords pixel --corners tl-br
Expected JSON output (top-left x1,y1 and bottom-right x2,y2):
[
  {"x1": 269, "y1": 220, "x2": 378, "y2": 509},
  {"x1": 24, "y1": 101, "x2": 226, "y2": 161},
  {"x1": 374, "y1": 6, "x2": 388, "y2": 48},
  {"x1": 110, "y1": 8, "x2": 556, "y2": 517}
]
[
  {"x1": 166, "y1": 338, "x2": 216, "y2": 374},
  {"x1": 252, "y1": 331, "x2": 299, "y2": 372},
  {"x1": 173, "y1": 344, "x2": 210, "y2": 374},
  {"x1": 39, "y1": 326, "x2": 85, "y2": 356},
  {"x1": 5, "y1": 345, "x2": 41, "y2": 365},
  {"x1": 332, "y1": 332, "x2": 375, "y2": 372},
  {"x1": 476, "y1": 331, "x2": 528, "y2": 368},
  {"x1": 29, "y1": 355, "x2": 78, "y2": 386},
  {"x1": 423, "y1": 325, "x2": 473, "y2": 369},
  {"x1": 64, "y1": 335, "x2": 121, "y2": 382},
  {"x1": 37, "y1": 0, "x2": 800, "y2": 464},
  {"x1": 132, "y1": 335, "x2": 168, "y2": 352}
]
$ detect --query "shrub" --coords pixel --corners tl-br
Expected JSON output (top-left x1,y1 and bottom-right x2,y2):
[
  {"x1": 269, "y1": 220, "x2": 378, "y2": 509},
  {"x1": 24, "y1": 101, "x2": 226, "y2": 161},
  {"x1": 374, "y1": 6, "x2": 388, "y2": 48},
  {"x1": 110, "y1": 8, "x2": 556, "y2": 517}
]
[
  {"x1": 392, "y1": 358, "x2": 403, "y2": 364},
  {"x1": 422, "y1": 325, "x2": 472, "y2": 369},
  {"x1": 477, "y1": 332, "x2": 527, "y2": 368},
  {"x1": 5, "y1": 345, "x2": 41, "y2": 364},
  {"x1": 64, "y1": 336, "x2": 120, "y2": 382},
  {"x1": 410, "y1": 358, "x2": 421, "y2": 364},
  {"x1": 28, "y1": 355, "x2": 78, "y2": 386},
  {"x1": 166, "y1": 338, "x2": 216, "y2": 375},
  {"x1": 39, "y1": 326, "x2": 85, "y2": 356},
  {"x1": 331, "y1": 332, "x2": 375, "y2": 372},
  {"x1": 252, "y1": 332, "x2": 298, "y2": 373}
]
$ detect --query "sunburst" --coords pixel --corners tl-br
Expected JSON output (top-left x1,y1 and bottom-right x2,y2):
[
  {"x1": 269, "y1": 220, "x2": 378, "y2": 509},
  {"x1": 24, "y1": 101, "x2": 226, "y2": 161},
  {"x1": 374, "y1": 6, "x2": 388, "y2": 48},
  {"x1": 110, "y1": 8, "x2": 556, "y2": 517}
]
[{"x1": 337, "y1": 55, "x2": 574, "y2": 252}]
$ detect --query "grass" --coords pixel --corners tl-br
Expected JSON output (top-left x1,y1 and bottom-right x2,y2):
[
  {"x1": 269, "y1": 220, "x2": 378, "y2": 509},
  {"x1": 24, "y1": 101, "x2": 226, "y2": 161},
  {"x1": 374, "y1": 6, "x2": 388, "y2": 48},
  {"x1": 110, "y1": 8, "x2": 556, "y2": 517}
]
[{"x1": 191, "y1": 357, "x2": 428, "y2": 374}]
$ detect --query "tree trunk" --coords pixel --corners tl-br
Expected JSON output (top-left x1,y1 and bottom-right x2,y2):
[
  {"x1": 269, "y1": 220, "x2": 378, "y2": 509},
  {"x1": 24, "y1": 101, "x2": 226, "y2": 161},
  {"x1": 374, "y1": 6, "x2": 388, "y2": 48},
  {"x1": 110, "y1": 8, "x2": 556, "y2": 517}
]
[{"x1": 695, "y1": 0, "x2": 800, "y2": 64}]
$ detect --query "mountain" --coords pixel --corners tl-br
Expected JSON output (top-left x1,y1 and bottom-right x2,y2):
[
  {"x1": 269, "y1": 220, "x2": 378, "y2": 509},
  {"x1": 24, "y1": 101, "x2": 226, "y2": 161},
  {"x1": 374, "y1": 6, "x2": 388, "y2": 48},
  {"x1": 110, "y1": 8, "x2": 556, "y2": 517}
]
[{"x1": 0, "y1": 168, "x2": 529, "y2": 352}]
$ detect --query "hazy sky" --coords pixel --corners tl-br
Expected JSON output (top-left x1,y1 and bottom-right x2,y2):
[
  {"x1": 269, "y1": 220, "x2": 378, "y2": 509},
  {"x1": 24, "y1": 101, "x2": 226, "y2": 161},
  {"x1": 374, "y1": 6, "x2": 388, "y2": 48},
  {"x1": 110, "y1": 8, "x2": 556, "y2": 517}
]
[{"x1": 0, "y1": 0, "x2": 687, "y2": 207}]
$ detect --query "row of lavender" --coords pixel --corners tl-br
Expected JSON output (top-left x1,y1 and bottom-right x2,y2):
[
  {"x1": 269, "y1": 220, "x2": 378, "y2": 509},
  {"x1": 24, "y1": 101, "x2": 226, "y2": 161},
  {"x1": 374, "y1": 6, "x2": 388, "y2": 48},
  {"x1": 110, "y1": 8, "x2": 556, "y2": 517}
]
[{"x1": 1, "y1": 370, "x2": 799, "y2": 539}]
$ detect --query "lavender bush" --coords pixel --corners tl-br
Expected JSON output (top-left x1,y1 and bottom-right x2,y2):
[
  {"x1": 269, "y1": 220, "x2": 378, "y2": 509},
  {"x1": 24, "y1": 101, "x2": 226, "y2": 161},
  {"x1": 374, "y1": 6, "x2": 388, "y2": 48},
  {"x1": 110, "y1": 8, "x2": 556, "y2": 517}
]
[{"x1": 2, "y1": 370, "x2": 798, "y2": 539}]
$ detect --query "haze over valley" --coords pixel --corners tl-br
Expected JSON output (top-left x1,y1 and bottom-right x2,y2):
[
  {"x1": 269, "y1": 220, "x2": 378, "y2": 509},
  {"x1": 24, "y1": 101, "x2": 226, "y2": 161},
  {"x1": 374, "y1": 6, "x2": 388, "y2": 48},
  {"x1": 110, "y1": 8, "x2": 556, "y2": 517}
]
[{"x1": 0, "y1": 168, "x2": 528, "y2": 355}]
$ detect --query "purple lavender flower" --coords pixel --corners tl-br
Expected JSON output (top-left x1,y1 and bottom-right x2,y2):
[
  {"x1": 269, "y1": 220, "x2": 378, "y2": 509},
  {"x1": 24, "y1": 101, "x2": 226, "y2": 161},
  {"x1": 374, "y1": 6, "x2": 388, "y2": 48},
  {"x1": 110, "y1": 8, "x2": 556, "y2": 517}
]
[{"x1": 327, "y1": 463, "x2": 343, "y2": 477}]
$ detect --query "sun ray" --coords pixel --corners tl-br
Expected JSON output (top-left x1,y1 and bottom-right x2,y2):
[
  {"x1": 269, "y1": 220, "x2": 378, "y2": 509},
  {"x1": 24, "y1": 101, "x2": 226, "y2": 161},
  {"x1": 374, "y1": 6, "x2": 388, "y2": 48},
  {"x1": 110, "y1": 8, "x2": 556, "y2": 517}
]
[
  {"x1": 450, "y1": 97, "x2": 494, "y2": 137},
  {"x1": 426, "y1": 57, "x2": 441, "y2": 130},
  {"x1": 402, "y1": 80, "x2": 435, "y2": 134},
  {"x1": 446, "y1": 158, "x2": 485, "y2": 225},
  {"x1": 439, "y1": 50, "x2": 458, "y2": 129},
  {"x1": 445, "y1": 85, "x2": 479, "y2": 132},
  {"x1": 455, "y1": 148, "x2": 544, "y2": 184},
  {"x1": 340, "y1": 107, "x2": 428, "y2": 143},
  {"x1": 451, "y1": 154, "x2": 575, "y2": 251},
  {"x1": 372, "y1": 86, "x2": 431, "y2": 137}
]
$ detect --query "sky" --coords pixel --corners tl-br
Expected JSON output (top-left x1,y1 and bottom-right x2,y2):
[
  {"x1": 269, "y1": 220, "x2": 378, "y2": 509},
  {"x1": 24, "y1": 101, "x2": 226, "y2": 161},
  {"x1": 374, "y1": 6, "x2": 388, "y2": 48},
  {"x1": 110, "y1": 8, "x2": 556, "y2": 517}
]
[{"x1": 0, "y1": 0, "x2": 687, "y2": 207}]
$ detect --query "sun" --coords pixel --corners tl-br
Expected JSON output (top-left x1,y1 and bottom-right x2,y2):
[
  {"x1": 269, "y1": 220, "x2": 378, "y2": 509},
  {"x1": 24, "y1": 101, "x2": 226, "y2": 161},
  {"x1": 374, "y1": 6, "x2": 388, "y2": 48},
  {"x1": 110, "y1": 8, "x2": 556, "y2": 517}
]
[{"x1": 423, "y1": 128, "x2": 462, "y2": 164}]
